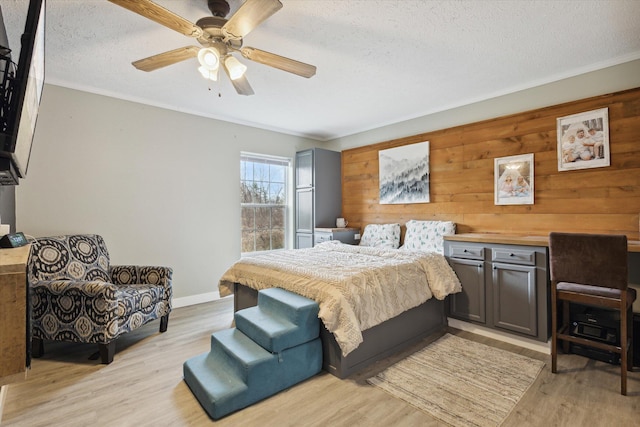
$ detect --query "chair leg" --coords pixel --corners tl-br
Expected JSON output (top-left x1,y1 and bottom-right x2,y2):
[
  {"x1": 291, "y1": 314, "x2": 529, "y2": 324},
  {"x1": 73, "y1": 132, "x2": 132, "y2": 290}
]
[
  {"x1": 31, "y1": 338, "x2": 44, "y2": 358},
  {"x1": 561, "y1": 300, "x2": 570, "y2": 354},
  {"x1": 98, "y1": 341, "x2": 116, "y2": 364},
  {"x1": 551, "y1": 284, "x2": 558, "y2": 373},
  {"x1": 160, "y1": 314, "x2": 169, "y2": 333},
  {"x1": 628, "y1": 307, "x2": 634, "y2": 372},
  {"x1": 620, "y1": 303, "x2": 628, "y2": 396}
]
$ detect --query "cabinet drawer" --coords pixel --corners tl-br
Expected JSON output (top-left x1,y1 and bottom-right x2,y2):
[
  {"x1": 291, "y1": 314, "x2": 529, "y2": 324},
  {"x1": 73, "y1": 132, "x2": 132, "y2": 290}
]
[
  {"x1": 314, "y1": 232, "x2": 333, "y2": 244},
  {"x1": 492, "y1": 248, "x2": 536, "y2": 265},
  {"x1": 448, "y1": 244, "x2": 484, "y2": 260}
]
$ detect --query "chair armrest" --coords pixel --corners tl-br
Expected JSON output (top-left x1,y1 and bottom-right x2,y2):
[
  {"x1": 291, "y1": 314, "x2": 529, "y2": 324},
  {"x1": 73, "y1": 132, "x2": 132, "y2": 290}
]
[
  {"x1": 109, "y1": 265, "x2": 173, "y2": 289},
  {"x1": 30, "y1": 280, "x2": 119, "y2": 299}
]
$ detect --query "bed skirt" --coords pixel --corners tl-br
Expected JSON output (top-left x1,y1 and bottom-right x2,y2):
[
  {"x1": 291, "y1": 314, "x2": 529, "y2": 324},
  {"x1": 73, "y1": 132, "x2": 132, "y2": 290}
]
[{"x1": 232, "y1": 283, "x2": 447, "y2": 378}]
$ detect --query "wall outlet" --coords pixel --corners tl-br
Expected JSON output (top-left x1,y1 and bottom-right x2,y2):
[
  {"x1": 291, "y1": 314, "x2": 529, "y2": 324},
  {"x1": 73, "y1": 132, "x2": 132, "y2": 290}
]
[
  {"x1": 354, "y1": 233, "x2": 361, "y2": 240},
  {"x1": 0, "y1": 224, "x2": 10, "y2": 236}
]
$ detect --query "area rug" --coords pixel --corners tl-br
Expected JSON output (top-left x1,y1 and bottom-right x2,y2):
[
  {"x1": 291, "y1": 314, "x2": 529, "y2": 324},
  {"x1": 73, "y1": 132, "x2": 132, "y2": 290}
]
[{"x1": 367, "y1": 333, "x2": 545, "y2": 427}]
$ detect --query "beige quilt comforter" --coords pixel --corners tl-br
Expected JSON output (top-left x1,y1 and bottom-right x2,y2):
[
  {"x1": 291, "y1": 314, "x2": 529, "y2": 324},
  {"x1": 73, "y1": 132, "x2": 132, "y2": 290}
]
[{"x1": 219, "y1": 241, "x2": 461, "y2": 356}]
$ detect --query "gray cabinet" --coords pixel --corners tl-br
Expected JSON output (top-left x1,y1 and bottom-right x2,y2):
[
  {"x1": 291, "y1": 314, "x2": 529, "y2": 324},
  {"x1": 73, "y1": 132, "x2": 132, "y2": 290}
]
[
  {"x1": 295, "y1": 188, "x2": 314, "y2": 234},
  {"x1": 295, "y1": 150, "x2": 314, "y2": 188},
  {"x1": 295, "y1": 149, "x2": 342, "y2": 248},
  {"x1": 314, "y1": 228, "x2": 360, "y2": 245},
  {"x1": 445, "y1": 240, "x2": 549, "y2": 342},
  {"x1": 448, "y1": 256, "x2": 486, "y2": 323},
  {"x1": 296, "y1": 233, "x2": 314, "y2": 249}
]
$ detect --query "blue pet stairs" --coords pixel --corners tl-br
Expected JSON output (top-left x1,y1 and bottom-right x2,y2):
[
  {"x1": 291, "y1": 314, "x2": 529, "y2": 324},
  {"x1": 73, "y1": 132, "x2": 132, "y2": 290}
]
[{"x1": 183, "y1": 287, "x2": 322, "y2": 419}]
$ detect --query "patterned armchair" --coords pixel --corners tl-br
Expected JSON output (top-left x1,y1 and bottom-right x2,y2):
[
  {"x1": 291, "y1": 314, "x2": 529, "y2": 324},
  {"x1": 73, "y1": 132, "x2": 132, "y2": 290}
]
[{"x1": 27, "y1": 234, "x2": 173, "y2": 364}]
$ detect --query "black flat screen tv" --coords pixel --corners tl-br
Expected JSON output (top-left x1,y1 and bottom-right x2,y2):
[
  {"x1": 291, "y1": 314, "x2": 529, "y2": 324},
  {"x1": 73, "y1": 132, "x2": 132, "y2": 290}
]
[{"x1": 0, "y1": 0, "x2": 45, "y2": 184}]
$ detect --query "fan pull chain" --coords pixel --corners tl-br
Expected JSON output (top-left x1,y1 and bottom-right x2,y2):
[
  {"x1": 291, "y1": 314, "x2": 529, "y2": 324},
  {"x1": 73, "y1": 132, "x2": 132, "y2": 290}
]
[{"x1": 205, "y1": 80, "x2": 222, "y2": 98}]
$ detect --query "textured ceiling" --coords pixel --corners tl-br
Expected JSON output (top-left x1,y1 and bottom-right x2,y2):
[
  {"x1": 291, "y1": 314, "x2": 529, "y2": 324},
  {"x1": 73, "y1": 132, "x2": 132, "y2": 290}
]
[{"x1": 3, "y1": 0, "x2": 640, "y2": 141}]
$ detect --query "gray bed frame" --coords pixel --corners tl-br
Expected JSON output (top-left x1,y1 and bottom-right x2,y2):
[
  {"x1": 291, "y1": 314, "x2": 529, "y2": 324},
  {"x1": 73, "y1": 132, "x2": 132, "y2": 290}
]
[{"x1": 233, "y1": 283, "x2": 447, "y2": 379}]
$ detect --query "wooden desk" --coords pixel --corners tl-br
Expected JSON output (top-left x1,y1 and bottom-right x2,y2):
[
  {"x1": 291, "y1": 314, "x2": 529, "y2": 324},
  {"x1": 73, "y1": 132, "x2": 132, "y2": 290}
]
[
  {"x1": 445, "y1": 233, "x2": 640, "y2": 252},
  {"x1": 445, "y1": 233, "x2": 640, "y2": 312},
  {"x1": 0, "y1": 245, "x2": 30, "y2": 386}
]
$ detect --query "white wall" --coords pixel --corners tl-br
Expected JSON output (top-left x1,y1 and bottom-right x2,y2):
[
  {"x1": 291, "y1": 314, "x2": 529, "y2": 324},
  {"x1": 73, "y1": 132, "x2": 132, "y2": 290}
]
[
  {"x1": 16, "y1": 85, "x2": 316, "y2": 305},
  {"x1": 326, "y1": 59, "x2": 640, "y2": 151}
]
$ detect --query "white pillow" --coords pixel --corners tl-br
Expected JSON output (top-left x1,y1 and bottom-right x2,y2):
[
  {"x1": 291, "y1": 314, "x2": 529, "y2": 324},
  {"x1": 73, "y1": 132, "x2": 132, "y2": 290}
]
[
  {"x1": 401, "y1": 220, "x2": 456, "y2": 254},
  {"x1": 359, "y1": 223, "x2": 401, "y2": 249}
]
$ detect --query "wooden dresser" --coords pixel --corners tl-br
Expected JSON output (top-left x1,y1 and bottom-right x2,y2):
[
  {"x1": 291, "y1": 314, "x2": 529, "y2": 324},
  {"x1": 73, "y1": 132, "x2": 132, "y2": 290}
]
[{"x1": 0, "y1": 245, "x2": 30, "y2": 386}]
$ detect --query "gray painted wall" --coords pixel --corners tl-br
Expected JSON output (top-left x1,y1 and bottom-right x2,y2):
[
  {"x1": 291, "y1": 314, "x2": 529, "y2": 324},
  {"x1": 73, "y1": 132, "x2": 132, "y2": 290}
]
[
  {"x1": 16, "y1": 85, "x2": 315, "y2": 304},
  {"x1": 0, "y1": 186, "x2": 15, "y2": 232}
]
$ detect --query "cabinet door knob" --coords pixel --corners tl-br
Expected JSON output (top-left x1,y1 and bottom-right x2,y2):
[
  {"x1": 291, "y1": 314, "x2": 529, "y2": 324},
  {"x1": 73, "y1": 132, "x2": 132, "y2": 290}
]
[
  {"x1": 509, "y1": 253, "x2": 515, "y2": 257},
  {"x1": 463, "y1": 249, "x2": 468, "y2": 253}
]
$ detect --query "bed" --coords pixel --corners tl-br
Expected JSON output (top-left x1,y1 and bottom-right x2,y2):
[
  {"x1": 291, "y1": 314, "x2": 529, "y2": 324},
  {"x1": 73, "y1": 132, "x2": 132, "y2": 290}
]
[{"x1": 219, "y1": 221, "x2": 461, "y2": 378}]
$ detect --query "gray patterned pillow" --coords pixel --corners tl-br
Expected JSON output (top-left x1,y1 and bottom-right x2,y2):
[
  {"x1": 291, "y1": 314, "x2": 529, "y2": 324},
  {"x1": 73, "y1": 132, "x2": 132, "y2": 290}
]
[{"x1": 359, "y1": 223, "x2": 401, "y2": 249}]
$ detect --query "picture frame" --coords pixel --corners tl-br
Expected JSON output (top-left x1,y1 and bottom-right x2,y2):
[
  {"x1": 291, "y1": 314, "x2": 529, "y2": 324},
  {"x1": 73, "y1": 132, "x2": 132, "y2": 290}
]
[
  {"x1": 494, "y1": 153, "x2": 534, "y2": 205},
  {"x1": 379, "y1": 141, "x2": 430, "y2": 204},
  {"x1": 557, "y1": 107, "x2": 610, "y2": 171}
]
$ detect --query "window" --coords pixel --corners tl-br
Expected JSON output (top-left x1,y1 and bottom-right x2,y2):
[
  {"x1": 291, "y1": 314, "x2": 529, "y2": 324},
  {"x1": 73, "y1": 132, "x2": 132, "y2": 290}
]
[{"x1": 240, "y1": 153, "x2": 291, "y2": 253}]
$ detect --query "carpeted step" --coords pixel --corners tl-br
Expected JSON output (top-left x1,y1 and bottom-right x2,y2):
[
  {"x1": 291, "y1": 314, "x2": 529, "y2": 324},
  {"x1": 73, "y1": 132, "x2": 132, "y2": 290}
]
[
  {"x1": 234, "y1": 288, "x2": 319, "y2": 352},
  {"x1": 255, "y1": 287, "x2": 320, "y2": 333},
  {"x1": 209, "y1": 328, "x2": 276, "y2": 383},
  {"x1": 184, "y1": 336, "x2": 324, "y2": 420},
  {"x1": 183, "y1": 352, "x2": 248, "y2": 420},
  {"x1": 183, "y1": 288, "x2": 323, "y2": 420},
  {"x1": 235, "y1": 305, "x2": 318, "y2": 353}
]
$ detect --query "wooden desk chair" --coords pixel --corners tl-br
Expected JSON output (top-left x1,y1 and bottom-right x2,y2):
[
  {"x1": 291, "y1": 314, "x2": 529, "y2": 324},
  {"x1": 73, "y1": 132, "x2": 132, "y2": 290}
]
[{"x1": 549, "y1": 232, "x2": 636, "y2": 395}]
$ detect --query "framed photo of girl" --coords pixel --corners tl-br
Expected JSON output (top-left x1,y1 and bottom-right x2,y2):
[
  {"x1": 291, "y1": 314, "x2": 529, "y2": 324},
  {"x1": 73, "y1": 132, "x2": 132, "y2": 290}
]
[
  {"x1": 494, "y1": 153, "x2": 534, "y2": 205},
  {"x1": 557, "y1": 107, "x2": 610, "y2": 171}
]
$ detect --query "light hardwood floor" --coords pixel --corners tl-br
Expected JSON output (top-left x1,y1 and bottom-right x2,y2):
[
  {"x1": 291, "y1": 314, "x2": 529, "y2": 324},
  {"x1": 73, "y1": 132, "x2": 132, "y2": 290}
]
[{"x1": 2, "y1": 298, "x2": 638, "y2": 426}]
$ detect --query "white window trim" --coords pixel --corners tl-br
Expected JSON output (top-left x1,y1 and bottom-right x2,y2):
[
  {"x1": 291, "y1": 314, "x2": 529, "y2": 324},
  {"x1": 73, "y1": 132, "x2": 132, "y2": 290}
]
[{"x1": 240, "y1": 152, "x2": 293, "y2": 255}]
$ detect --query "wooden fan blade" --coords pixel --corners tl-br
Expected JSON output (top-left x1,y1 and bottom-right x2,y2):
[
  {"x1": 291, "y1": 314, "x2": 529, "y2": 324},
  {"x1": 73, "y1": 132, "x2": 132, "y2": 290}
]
[
  {"x1": 222, "y1": 0, "x2": 282, "y2": 40},
  {"x1": 109, "y1": 0, "x2": 203, "y2": 38},
  {"x1": 240, "y1": 47, "x2": 316, "y2": 78},
  {"x1": 222, "y1": 62, "x2": 255, "y2": 96},
  {"x1": 132, "y1": 46, "x2": 200, "y2": 72}
]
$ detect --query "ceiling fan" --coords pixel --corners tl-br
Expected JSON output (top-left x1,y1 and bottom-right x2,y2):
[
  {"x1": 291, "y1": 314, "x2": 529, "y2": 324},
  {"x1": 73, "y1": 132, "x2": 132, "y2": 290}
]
[{"x1": 109, "y1": 0, "x2": 317, "y2": 95}]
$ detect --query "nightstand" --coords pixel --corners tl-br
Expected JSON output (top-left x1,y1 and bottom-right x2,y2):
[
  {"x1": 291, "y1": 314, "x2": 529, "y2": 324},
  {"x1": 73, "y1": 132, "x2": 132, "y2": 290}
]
[{"x1": 314, "y1": 228, "x2": 360, "y2": 245}]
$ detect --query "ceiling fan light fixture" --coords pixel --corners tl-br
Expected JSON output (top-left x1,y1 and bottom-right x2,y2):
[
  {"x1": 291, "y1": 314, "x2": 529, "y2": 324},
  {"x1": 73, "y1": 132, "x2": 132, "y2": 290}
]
[
  {"x1": 198, "y1": 47, "x2": 220, "y2": 71},
  {"x1": 225, "y1": 55, "x2": 247, "y2": 80},
  {"x1": 110, "y1": 0, "x2": 315, "y2": 96},
  {"x1": 198, "y1": 65, "x2": 218, "y2": 81}
]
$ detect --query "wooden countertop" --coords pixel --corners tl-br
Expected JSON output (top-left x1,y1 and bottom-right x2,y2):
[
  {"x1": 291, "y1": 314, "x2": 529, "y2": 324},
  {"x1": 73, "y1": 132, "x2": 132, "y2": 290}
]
[
  {"x1": 445, "y1": 233, "x2": 640, "y2": 253},
  {"x1": 315, "y1": 227, "x2": 360, "y2": 232}
]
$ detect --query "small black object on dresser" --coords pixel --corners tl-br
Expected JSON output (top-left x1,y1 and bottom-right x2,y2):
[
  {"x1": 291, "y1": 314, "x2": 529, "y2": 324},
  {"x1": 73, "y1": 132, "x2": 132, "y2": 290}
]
[{"x1": 0, "y1": 232, "x2": 28, "y2": 248}]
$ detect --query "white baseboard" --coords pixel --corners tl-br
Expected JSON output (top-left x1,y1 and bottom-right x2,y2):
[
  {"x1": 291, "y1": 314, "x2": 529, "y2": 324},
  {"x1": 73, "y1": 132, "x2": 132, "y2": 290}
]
[
  {"x1": 447, "y1": 317, "x2": 551, "y2": 355},
  {"x1": 172, "y1": 291, "x2": 221, "y2": 308}
]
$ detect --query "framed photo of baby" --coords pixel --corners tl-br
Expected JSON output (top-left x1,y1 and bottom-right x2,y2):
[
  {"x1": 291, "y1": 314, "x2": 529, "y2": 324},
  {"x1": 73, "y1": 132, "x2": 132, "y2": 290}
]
[
  {"x1": 557, "y1": 107, "x2": 610, "y2": 171},
  {"x1": 494, "y1": 153, "x2": 534, "y2": 205}
]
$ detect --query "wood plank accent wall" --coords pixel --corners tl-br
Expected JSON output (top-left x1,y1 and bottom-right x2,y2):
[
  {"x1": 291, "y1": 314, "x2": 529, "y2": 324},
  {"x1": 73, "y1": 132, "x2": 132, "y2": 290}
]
[{"x1": 341, "y1": 87, "x2": 640, "y2": 241}]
